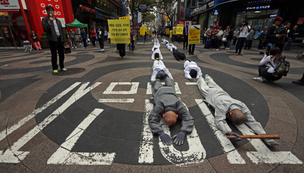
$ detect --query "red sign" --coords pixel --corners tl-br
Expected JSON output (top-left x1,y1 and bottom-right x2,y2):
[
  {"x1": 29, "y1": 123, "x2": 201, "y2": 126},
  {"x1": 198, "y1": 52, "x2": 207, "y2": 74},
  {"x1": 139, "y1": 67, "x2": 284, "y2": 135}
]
[
  {"x1": 80, "y1": 5, "x2": 96, "y2": 14},
  {"x1": 1, "y1": 0, "x2": 9, "y2": 5},
  {"x1": 297, "y1": 18, "x2": 304, "y2": 25},
  {"x1": 37, "y1": 0, "x2": 65, "y2": 19}
]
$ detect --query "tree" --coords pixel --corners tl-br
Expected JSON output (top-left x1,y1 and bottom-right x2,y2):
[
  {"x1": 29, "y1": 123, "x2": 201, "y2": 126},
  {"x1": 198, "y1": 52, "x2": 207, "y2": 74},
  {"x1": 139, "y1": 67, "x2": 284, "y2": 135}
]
[
  {"x1": 143, "y1": 13, "x2": 156, "y2": 23},
  {"x1": 155, "y1": 0, "x2": 175, "y2": 26},
  {"x1": 128, "y1": 0, "x2": 156, "y2": 27}
]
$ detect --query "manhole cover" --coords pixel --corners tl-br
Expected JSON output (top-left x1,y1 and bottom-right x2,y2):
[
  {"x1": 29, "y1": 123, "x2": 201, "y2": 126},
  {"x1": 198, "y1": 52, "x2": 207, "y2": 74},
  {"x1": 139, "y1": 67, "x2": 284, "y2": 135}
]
[{"x1": 52, "y1": 68, "x2": 85, "y2": 76}]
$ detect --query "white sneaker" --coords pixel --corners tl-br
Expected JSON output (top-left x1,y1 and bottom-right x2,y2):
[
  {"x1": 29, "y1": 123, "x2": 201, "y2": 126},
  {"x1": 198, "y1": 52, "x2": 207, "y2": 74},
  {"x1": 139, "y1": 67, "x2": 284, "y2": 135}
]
[
  {"x1": 226, "y1": 48, "x2": 230, "y2": 50},
  {"x1": 253, "y1": 77, "x2": 264, "y2": 82},
  {"x1": 101, "y1": 49, "x2": 104, "y2": 52}
]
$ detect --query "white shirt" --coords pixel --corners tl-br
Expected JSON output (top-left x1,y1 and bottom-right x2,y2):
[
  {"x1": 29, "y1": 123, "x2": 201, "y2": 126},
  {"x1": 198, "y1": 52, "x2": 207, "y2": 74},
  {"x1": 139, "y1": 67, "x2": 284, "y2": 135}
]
[
  {"x1": 239, "y1": 26, "x2": 249, "y2": 38},
  {"x1": 183, "y1": 60, "x2": 202, "y2": 80},
  {"x1": 151, "y1": 60, "x2": 174, "y2": 81},
  {"x1": 151, "y1": 49, "x2": 163, "y2": 60},
  {"x1": 260, "y1": 55, "x2": 276, "y2": 73}
]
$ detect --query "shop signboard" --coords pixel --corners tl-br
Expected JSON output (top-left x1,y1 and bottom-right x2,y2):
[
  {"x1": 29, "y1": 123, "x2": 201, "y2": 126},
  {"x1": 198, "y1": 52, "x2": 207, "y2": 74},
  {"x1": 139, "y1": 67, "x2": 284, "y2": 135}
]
[
  {"x1": 188, "y1": 25, "x2": 200, "y2": 44},
  {"x1": 176, "y1": 24, "x2": 183, "y2": 35},
  {"x1": 0, "y1": 0, "x2": 20, "y2": 9},
  {"x1": 173, "y1": 27, "x2": 176, "y2": 35},
  {"x1": 119, "y1": 16, "x2": 129, "y2": 20},
  {"x1": 165, "y1": 28, "x2": 169, "y2": 35},
  {"x1": 140, "y1": 27, "x2": 145, "y2": 35},
  {"x1": 38, "y1": 0, "x2": 66, "y2": 26},
  {"x1": 108, "y1": 19, "x2": 130, "y2": 44},
  {"x1": 0, "y1": 11, "x2": 8, "y2": 16},
  {"x1": 297, "y1": 18, "x2": 304, "y2": 25},
  {"x1": 213, "y1": 9, "x2": 219, "y2": 16}
]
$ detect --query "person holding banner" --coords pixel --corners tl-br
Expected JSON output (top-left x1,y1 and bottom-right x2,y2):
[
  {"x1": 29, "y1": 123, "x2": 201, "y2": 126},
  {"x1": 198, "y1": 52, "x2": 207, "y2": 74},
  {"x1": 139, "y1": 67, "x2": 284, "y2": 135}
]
[{"x1": 183, "y1": 22, "x2": 189, "y2": 49}]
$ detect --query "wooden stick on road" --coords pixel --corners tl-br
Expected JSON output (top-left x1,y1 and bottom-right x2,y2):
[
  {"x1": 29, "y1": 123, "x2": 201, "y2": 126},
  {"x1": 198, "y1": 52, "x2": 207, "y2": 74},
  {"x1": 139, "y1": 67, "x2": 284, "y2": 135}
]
[{"x1": 227, "y1": 134, "x2": 280, "y2": 139}]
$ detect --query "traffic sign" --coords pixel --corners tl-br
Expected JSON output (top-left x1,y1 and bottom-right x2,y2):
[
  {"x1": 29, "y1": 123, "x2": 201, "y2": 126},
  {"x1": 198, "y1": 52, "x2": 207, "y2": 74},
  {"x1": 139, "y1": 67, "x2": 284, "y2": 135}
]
[{"x1": 139, "y1": 5, "x2": 146, "y2": 9}]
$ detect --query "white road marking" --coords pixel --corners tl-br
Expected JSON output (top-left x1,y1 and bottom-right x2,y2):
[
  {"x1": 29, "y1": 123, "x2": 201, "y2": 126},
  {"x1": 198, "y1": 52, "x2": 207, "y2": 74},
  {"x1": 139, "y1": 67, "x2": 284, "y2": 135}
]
[
  {"x1": 159, "y1": 102, "x2": 206, "y2": 165},
  {"x1": 236, "y1": 124, "x2": 303, "y2": 164},
  {"x1": 47, "y1": 108, "x2": 116, "y2": 165},
  {"x1": 138, "y1": 99, "x2": 154, "y2": 164},
  {"x1": 195, "y1": 99, "x2": 246, "y2": 164},
  {"x1": 146, "y1": 82, "x2": 182, "y2": 95},
  {"x1": 103, "y1": 82, "x2": 139, "y2": 94},
  {"x1": 185, "y1": 82, "x2": 197, "y2": 85},
  {"x1": 0, "y1": 82, "x2": 101, "y2": 163},
  {"x1": 98, "y1": 98, "x2": 135, "y2": 103},
  {"x1": 0, "y1": 82, "x2": 81, "y2": 142}
]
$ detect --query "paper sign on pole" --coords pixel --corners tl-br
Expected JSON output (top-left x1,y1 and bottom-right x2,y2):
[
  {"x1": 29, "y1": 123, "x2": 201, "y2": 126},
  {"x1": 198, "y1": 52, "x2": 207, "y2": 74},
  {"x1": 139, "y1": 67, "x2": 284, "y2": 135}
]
[
  {"x1": 176, "y1": 24, "x2": 183, "y2": 35},
  {"x1": 173, "y1": 27, "x2": 177, "y2": 35},
  {"x1": 140, "y1": 27, "x2": 145, "y2": 36},
  {"x1": 149, "y1": 31, "x2": 152, "y2": 36},
  {"x1": 170, "y1": 30, "x2": 172, "y2": 38},
  {"x1": 166, "y1": 28, "x2": 169, "y2": 35},
  {"x1": 188, "y1": 25, "x2": 200, "y2": 44},
  {"x1": 108, "y1": 19, "x2": 130, "y2": 44}
]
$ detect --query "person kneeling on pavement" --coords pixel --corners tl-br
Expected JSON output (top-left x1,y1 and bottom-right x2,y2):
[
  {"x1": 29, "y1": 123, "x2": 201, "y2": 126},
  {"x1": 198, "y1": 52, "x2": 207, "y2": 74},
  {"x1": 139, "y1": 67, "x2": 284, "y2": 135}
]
[
  {"x1": 150, "y1": 59, "x2": 173, "y2": 82},
  {"x1": 254, "y1": 47, "x2": 284, "y2": 83},
  {"x1": 173, "y1": 49, "x2": 186, "y2": 61},
  {"x1": 149, "y1": 75, "x2": 194, "y2": 146},
  {"x1": 197, "y1": 74, "x2": 279, "y2": 146},
  {"x1": 184, "y1": 60, "x2": 202, "y2": 82}
]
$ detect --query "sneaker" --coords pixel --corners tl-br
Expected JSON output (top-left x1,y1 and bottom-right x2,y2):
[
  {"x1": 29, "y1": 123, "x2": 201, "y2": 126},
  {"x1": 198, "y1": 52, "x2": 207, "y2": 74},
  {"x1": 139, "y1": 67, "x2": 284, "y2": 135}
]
[
  {"x1": 238, "y1": 53, "x2": 242, "y2": 56},
  {"x1": 292, "y1": 80, "x2": 304, "y2": 86},
  {"x1": 253, "y1": 77, "x2": 264, "y2": 82},
  {"x1": 62, "y1": 68, "x2": 67, "y2": 71},
  {"x1": 226, "y1": 48, "x2": 230, "y2": 50},
  {"x1": 53, "y1": 70, "x2": 58, "y2": 74}
]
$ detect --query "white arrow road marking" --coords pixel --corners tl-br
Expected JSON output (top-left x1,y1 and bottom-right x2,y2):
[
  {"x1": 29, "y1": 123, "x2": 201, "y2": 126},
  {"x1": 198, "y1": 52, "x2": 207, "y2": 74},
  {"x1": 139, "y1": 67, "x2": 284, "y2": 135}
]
[
  {"x1": 159, "y1": 102, "x2": 206, "y2": 165},
  {"x1": 0, "y1": 82, "x2": 81, "y2": 142},
  {"x1": 138, "y1": 99, "x2": 154, "y2": 164},
  {"x1": 146, "y1": 82, "x2": 182, "y2": 95},
  {"x1": 235, "y1": 124, "x2": 303, "y2": 164},
  {"x1": 98, "y1": 98, "x2": 135, "y2": 103},
  {"x1": 103, "y1": 82, "x2": 139, "y2": 94},
  {"x1": 0, "y1": 82, "x2": 101, "y2": 163},
  {"x1": 47, "y1": 108, "x2": 116, "y2": 165},
  {"x1": 195, "y1": 99, "x2": 246, "y2": 164}
]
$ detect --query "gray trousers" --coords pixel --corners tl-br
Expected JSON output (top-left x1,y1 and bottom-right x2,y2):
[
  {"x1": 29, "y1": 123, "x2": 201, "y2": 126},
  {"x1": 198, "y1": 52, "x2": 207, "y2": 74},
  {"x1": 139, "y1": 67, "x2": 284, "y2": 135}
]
[{"x1": 151, "y1": 77, "x2": 175, "y2": 96}]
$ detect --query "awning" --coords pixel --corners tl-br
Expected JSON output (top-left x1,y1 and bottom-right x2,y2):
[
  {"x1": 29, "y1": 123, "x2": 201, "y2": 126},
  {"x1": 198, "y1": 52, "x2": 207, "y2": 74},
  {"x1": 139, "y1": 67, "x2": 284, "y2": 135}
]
[{"x1": 65, "y1": 19, "x2": 88, "y2": 28}]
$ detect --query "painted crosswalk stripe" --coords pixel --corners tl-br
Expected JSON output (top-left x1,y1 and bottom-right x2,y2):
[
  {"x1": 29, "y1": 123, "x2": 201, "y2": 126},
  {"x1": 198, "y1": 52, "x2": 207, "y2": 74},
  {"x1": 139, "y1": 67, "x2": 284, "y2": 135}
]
[
  {"x1": 0, "y1": 82, "x2": 101, "y2": 163},
  {"x1": 98, "y1": 98, "x2": 135, "y2": 103},
  {"x1": 0, "y1": 82, "x2": 81, "y2": 142},
  {"x1": 146, "y1": 82, "x2": 182, "y2": 95},
  {"x1": 195, "y1": 99, "x2": 246, "y2": 164},
  {"x1": 47, "y1": 108, "x2": 116, "y2": 165}
]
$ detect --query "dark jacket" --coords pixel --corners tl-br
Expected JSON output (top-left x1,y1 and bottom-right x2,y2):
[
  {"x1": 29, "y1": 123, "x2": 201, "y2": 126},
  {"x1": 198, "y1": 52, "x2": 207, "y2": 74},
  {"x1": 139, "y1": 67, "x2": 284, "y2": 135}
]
[
  {"x1": 183, "y1": 26, "x2": 188, "y2": 36},
  {"x1": 227, "y1": 30, "x2": 233, "y2": 40},
  {"x1": 266, "y1": 25, "x2": 279, "y2": 44},
  {"x1": 42, "y1": 16, "x2": 66, "y2": 42},
  {"x1": 80, "y1": 31, "x2": 87, "y2": 39},
  {"x1": 148, "y1": 86, "x2": 194, "y2": 134},
  {"x1": 96, "y1": 27, "x2": 104, "y2": 40},
  {"x1": 30, "y1": 33, "x2": 39, "y2": 42},
  {"x1": 288, "y1": 28, "x2": 297, "y2": 41}
]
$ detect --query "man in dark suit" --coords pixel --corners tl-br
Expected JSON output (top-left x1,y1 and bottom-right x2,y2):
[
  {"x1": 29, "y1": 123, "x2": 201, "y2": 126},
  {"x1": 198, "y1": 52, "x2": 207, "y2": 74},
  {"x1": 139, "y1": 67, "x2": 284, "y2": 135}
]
[
  {"x1": 42, "y1": 6, "x2": 67, "y2": 74},
  {"x1": 183, "y1": 22, "x2": 189, "y2": 49}
]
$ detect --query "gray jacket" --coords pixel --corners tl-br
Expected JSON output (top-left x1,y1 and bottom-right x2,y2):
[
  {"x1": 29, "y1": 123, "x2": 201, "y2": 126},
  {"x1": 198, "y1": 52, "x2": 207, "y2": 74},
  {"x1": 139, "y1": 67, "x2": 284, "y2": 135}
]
[
  {"x1": 42, "y1": 16, "x2": 66, "y2": 42},
  {"x1": 247, "y1": 30, "x2": 255, "y2": 41},
  {"x1": 205, "y1": 88, "x2": 266, "y2": 135},
  {"x1": 148, "y1": 86, "x2": 194, "y2": 134}
]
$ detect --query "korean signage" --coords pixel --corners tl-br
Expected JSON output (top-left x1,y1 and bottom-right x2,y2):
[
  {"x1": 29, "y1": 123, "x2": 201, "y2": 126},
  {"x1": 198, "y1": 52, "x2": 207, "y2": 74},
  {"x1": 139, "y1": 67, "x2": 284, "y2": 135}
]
[
  {"x1": 297, "y1": 18, "x2": 304, "y2": 25},
  {"x1": 79, "y1": 5, "x2": 96, "y2": 14},
  {"x1": 108, "y1": 19, "x2": 130, "y2": 44},
  {"x1": 119, "y1": 16, "x2": 129, "y2": 20},
  {"x1": 176, "y1": 24, "x2": 183, "y2": 35},
  {"x1": 213, "y1": 9, "x2": 219, "y2": 16},
  {"x1": 166, "y1": 28, "x2": 169, "y2": 35},
  {"x1": 38, "y1": 0, "x2": 66, "y2": 26},
  {"x1": 140, "y1": 27, "x2": 145, "y2": 35},
  {"x1": 188, "y1": 25, "x2": 200, "y2": 44},
  {"x1": 173, "y1": 27, "x2": 176, "y2": 35},
  {"x1": 0, "y1": 0, "x2": 20, "y2": 9}
]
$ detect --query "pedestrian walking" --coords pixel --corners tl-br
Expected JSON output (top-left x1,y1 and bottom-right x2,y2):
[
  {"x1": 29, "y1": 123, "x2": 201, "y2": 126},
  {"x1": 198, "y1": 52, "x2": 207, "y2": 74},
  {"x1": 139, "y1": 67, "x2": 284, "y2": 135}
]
[
  {"x1": 130, "y1": 26, "x2": 136, "y2": 52},
  {"x1": 202, "y1": 28, "x2": 207, "y2": 44},
  {"x1": 235, "y1": 21, "x2": 250, "y2": 55},
  {"x1": 258, "y1": 26, "x2": 267, "y2": 49},
  {"x1": 265, "y1": 16, "x2": 283, "y2": 52},
  {"x1": 284, "y1": 25, "x2": 299, "y2": 50},
  {"x1": 245, "y1": 26, "x2": 256, "y2": 50},
  {"x1": 233, "y1": 28, "x2": 239, "y2": 45},
  {"x1": 91, "y1": 27, "x2": 96, "y2": 47},
  {"x1": 223, "y1": 26, "x2": 233, "y2": 49},
  {"x1": 96, "y1": 25, "x2": 104, "y2": 51},
  {"x1": 42, "y1": 5, "x2": 67, "y2": 74},
  {"x1": 80, "y1": 28, "x2": 87, "y2": 49},
  {"x1": 211, "y1": 25, "x2": 220, "y2": 51},
  {"x1": 69, "y1": 30, "x2": 76, "y2": 48},
  {"x1": 276, "y1": 21, "x2": 290, "y2": 52},
  {"x1": 104, "y1": 29, "x2": 108, "y2": 41},
  {"x1": 183, "y1": 22, "x2": 189, "y2": 49},
  {"x1": 29, "y1": 30, "x2": 42, "y2": 50}
]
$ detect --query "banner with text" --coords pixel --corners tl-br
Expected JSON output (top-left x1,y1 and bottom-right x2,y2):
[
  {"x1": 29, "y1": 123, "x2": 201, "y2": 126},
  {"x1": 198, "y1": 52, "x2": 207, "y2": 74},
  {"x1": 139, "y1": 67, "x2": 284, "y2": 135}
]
[
  {"x1": 173, "y1": 27, "x2": 177, "y2": 35},
  {"x1": 188, "y1": 25, "x2": 200, "y2": 44},
  {"x1": 108, "y1": 19, "x2": 130, "y2": 44},
  {"x1": 176, "y1": 24, "x2": 183, "y2": 35}
]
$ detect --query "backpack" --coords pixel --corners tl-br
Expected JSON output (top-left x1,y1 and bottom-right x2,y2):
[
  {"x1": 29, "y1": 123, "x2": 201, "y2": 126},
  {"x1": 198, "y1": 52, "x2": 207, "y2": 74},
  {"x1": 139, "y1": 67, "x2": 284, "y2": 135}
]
[{"x1": 270, "y1": 58, "x2": 290, "y2": 76}]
